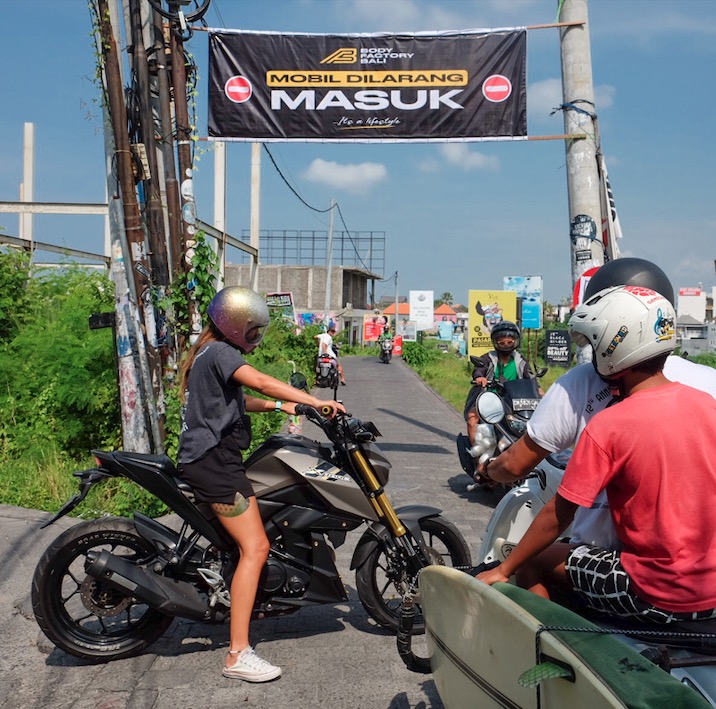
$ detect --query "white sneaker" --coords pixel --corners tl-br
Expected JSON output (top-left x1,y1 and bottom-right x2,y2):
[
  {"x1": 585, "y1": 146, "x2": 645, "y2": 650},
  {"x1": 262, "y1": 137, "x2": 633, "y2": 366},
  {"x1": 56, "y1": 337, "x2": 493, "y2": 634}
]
[{"x1": 222, "y1": 646, "x2": 282, "y2": 682}]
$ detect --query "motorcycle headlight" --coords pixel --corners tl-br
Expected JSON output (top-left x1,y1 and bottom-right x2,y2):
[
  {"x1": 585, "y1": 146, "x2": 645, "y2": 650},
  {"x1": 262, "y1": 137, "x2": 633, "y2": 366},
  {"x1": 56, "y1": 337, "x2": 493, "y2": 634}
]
[{"x1": 506, "y1": 415, "x2": 528, "y2": 436}]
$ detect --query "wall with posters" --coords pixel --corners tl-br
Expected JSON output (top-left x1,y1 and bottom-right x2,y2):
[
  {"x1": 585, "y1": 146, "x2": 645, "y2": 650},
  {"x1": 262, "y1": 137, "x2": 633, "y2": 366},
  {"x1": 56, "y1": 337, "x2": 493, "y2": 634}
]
[{"x1": 467, "y1": 290, "x2": 517, "y2": 357}]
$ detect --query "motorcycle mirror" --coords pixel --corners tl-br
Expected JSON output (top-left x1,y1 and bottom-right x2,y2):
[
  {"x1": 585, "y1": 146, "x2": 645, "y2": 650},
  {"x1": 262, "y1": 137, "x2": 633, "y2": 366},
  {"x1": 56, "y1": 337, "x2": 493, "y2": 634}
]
[
  {"x1": 289, "y1": 372, "x2": 308, "y2": 391},
  {"x1": 477, "y1": 391, "x2": 505, "y2": 424},
  {"x1": 535, "y1": 367, "x2": 548, "y2": 378}
]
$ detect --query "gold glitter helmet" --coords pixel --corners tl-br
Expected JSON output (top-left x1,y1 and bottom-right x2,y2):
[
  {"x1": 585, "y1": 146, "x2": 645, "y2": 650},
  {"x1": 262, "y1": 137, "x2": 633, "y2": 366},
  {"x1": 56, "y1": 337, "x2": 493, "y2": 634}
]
[{"x1": 207, "y1": 287, "x2": 270, "y2": 354}]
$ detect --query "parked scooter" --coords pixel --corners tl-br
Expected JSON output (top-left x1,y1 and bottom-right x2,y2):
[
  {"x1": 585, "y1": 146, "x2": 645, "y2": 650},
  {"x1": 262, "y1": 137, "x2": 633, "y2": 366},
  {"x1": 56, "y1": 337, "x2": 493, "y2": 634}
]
[
  {"x1": 32, "y1": 403, "x2": 472, "y2": 663},
  {"x1": 379, "y1": 338, "x2": 394, "y2": 364}
]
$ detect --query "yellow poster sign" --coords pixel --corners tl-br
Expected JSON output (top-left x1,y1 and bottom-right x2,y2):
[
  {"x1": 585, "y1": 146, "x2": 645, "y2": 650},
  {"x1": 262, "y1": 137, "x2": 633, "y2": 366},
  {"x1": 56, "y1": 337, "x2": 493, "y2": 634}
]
[{"x1": 468, "y1": 290, "x2": 517, "y2": 358}]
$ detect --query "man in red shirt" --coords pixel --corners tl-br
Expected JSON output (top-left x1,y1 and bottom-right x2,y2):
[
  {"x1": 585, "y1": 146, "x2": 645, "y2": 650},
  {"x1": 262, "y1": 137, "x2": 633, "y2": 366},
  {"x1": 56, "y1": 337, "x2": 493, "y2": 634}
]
[{"x1": 478, "y1": 284, "x2": 716, "y2": 623}]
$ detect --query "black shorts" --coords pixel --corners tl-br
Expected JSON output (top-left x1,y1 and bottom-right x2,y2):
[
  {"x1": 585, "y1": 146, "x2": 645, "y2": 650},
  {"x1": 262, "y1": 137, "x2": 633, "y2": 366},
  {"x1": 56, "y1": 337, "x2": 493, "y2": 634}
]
[
  {"x1": 463, "y1": 385, "x2": 482, "y2": 420},
  {"x1": 565, "y1": 545, "x2": 716, "y2": 623},
  {"x1": 179, "y1": 425, "x2": 254, "y2": 505}
]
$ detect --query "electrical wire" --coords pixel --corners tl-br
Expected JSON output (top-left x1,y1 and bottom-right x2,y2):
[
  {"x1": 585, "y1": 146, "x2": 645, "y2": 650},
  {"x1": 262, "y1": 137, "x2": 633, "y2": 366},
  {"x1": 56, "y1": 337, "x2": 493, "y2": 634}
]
[{"x1": 262, "y1": 144, "x2": 375, "y2": 273}]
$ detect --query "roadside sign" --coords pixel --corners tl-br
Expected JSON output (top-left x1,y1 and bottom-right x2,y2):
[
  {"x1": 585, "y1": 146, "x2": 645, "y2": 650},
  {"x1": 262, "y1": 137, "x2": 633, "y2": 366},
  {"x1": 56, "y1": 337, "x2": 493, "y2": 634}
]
[{"x1": 482, "y1": 74, "x2": 512, "y2": 103}]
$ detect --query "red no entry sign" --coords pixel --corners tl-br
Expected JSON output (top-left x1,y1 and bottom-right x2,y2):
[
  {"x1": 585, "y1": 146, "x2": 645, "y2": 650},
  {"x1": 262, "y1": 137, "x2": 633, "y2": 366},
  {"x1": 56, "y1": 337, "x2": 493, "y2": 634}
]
[
  {"x1": 224, "y1": 76, "x2": 253, "y2": 103},
  {"x1": 482, "y1": 74, "x2": 512, "y2": 103}
]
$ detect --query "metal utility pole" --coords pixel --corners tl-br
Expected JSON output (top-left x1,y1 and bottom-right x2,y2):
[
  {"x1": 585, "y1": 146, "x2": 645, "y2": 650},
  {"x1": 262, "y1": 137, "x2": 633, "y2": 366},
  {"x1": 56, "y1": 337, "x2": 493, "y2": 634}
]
[
  {"x1": 559, "y1": 0, "x2": 604, "y2": 290},
  {"x1": 170, "y1": 22, "x2": 202, "y2": 344},
  {"x1": 324, "y1": 199, "x2": 336, "y2": 322},
  {"x1": 97, "y1": 0, "x2": 164, "y2": 450},
  {"x1": 128, "y1": 0, "x2": 169, "y2": 288},
  {"x1": 152, "y1": 8, "x2": 184, "y2": 282},
  {"x1": 249, "y1": 143, "x2": 261, "y2": 290}
]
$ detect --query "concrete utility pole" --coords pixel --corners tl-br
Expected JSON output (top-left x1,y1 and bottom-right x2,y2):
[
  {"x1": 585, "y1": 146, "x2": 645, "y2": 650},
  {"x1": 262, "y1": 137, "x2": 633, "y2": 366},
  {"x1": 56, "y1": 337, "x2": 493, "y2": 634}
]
[{"x1": 559, "y1": 0, "x2": 605, "y2": 291}]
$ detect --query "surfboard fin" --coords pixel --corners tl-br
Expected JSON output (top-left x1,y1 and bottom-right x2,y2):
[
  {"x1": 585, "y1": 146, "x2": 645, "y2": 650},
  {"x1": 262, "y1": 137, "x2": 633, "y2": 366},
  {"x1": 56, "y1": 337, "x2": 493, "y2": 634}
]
[{"x1": 518, "y1": 657, "x2": 575, "y2": 688}]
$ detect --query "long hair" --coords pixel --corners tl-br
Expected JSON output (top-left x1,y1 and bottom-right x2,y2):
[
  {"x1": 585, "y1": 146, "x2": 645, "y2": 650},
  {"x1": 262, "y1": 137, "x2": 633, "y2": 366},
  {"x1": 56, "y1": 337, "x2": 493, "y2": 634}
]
[{"x1": 178, "y1": 323, "x2": 223, "y2": 403}]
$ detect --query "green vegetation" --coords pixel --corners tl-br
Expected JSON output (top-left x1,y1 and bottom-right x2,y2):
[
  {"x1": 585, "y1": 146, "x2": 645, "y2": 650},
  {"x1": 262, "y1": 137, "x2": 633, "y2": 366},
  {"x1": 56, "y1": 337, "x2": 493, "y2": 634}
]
[
  {"x1": 0, "y1": 251, "x2": 330, "y2": 517},
  {"x1": 2, "y1": 252, "x2": 714, "y2": 519}
]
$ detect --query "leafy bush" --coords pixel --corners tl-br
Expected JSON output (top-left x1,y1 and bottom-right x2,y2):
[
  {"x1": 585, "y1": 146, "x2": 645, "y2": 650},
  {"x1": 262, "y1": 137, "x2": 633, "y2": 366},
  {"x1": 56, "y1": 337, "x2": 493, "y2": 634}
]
[{"x1": 0, "y1": 265, "x2": 120, "y2": 461}]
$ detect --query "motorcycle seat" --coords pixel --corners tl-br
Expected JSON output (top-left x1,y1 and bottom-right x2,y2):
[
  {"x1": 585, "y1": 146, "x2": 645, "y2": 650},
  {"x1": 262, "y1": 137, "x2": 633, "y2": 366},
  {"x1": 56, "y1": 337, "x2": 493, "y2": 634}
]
[{"x1": 114, "y1": 451, "x2": 180, "y2": 478}]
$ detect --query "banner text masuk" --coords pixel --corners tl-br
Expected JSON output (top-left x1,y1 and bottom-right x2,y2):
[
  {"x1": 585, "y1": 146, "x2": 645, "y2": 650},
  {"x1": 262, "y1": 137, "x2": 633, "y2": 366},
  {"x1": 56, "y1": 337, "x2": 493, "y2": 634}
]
[{"x1": 209, "y1": 29, "x2": 527, "y2": 142}]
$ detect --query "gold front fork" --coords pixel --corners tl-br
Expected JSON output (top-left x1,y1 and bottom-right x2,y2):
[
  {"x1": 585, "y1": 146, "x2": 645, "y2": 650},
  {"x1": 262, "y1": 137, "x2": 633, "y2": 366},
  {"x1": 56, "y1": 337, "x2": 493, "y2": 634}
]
[{"x1": 349, "y1": 448, "x2": 406, "y2": 537}]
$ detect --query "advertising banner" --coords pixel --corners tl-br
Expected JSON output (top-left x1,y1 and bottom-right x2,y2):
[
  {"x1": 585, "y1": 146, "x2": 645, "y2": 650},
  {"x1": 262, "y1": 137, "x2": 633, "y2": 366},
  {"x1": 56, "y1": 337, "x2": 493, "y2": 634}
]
[
  {"x1": 467, "y1": 290, "x2": 517, "y2": 357},
  {"x1": 266, "y1": 292, "x2": 297, "y2": 323},
  {"x1": 545, "y1": 330, "x2": 572, "y2": 367},
  {"x1": 208, "y1": 28, "x2": 527, "y2": 142},
  {"x1": 397, "y1": 320, "x2": 417, "y2": 342},
  {"x1": 364, "y1": 314, "x2": 389, "y2": 342},
  {"x1": 409, "y1": 291, "x2": 434, "y2": 331},
  {"x1": 503, "y1": 275, "x2": 543, "y2": 329}
]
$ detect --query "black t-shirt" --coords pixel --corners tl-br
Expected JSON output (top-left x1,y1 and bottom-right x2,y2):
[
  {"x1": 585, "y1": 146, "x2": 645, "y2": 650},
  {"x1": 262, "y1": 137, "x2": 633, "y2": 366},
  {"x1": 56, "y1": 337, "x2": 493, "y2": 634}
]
[{"x1": 178, "y1": 341, "x2": 248, "y2": 464}]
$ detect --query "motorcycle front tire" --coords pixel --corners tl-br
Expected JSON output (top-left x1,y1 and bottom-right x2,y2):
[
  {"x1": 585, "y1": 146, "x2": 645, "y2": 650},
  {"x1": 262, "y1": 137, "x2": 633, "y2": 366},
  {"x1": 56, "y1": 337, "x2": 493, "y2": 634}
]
[
  {"x1": 355, "y1": 515, "x2": 471, "y2": 634},
  {"x1": 32, "y1": 517, "x2": 174, "y2": 663}
]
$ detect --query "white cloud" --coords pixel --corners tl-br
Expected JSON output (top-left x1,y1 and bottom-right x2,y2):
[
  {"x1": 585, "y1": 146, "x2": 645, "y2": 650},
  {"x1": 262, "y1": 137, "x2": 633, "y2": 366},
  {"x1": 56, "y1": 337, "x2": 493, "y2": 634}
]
[
  {"x1": 440, "y1": 143, "x2": 499, "y2": 171},
  {"x1": 528, "y1": 78, "x2": 563, "y2": 119},
  {"x1": 529, "y1": 78, "x2": 615, "y2": 119},
  {"x1": 302, "y1": 158, "x2": 388, "y2": 194}
]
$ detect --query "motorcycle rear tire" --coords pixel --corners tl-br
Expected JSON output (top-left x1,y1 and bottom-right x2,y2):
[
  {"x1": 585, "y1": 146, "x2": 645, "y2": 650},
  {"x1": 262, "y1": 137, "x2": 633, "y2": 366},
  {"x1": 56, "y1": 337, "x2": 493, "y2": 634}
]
[
  {"x1": 32, "y1": 517, "x2": 174, "y2": 663},
  {"x1": 355, "y1": 515, "x2": 471, "y2": 634}
]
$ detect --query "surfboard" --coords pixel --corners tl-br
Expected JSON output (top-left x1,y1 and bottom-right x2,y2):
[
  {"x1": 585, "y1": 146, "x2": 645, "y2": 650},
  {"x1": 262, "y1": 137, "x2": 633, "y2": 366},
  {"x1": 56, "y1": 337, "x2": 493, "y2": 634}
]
[{"x1": 419, "y1": 566, "x2": 710, "y2": 709}]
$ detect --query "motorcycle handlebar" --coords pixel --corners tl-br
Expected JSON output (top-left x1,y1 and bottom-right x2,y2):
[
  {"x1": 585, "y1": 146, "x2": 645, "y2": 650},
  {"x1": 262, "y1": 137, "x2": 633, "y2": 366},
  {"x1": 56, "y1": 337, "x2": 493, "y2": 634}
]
[{"x1": 295, "y1": 403, "x2": 338, "y2": 422}]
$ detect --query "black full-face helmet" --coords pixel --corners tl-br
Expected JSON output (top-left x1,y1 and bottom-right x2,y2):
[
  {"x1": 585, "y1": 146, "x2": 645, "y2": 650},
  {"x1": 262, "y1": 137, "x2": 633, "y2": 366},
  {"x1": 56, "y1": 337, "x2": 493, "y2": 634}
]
[
  {"x1": 490, "y1": 321, "x2": 520, "y2": 353},
  {"x1": 207, "y1": 287, "x2": 270, "y2": 354},
  {"x1": 584, "y1": 257, "x2": 675, "y2": 306}
]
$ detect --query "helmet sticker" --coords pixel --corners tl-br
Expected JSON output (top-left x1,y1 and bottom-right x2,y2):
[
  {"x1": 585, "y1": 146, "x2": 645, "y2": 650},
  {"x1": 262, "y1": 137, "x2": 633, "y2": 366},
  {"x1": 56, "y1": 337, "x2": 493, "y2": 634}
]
[
  {"x1": 623, "y1": 285, "x2": 657, "y2": 298},
  {"x1": 605, "y1": 326, "x2": 629, "y2": 357},
  {"x1": 654, "y1": 308, "x2": 675, "y2": 342}
]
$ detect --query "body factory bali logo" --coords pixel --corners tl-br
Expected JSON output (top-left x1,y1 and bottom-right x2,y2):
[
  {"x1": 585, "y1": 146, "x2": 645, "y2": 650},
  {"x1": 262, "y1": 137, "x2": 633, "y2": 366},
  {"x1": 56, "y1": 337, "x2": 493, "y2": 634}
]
[{"x1": 208, "y1": 29, "x2": 527, "y2": 142}]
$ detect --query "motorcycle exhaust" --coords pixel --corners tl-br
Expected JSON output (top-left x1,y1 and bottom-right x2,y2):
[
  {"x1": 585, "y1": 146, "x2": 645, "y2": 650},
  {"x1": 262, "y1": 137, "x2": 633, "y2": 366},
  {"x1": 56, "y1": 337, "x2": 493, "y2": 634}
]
[{"x1": 85, "y1": 550, "x2": 210, "y2": 621}]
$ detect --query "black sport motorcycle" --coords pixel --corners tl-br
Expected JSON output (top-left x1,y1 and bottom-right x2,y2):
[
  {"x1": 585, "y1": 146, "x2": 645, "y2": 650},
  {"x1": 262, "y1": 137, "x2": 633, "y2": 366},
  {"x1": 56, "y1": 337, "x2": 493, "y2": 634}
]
[{"x1": 32, "y1": 405, "x2": 471, "y2": 663}]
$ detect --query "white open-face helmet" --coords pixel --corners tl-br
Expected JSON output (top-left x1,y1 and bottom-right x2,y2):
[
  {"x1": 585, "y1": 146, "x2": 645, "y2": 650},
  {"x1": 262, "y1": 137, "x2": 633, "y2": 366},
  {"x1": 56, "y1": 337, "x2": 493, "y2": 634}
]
[
  {"x1": 568, "y1": 285, "x2": 676, "y2": 379},
  {"x1": 207, "y1": 287, "x2": 270, "y2": 354}
]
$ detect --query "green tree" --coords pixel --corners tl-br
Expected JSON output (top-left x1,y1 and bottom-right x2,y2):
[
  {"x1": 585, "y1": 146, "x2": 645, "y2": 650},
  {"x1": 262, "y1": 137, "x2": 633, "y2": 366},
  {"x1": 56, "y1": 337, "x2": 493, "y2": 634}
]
[{"x1": 435, "y1": 292, "x2": 453, "y2": 307}]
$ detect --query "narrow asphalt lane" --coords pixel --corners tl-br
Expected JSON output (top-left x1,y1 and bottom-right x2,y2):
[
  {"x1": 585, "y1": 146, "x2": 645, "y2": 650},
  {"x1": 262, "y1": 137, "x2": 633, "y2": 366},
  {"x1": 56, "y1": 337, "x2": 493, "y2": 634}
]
[{"x1": 0, "y1": 354, "x2": 500, "y2": 709}]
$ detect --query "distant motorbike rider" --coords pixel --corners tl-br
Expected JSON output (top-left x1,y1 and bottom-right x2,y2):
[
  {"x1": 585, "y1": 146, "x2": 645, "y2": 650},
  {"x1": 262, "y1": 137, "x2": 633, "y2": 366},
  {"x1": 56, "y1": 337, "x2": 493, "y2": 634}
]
[
  {"x1": 316, "y1": 325, "x2": 347, "y2": 386},
  {"x1": 463, "y1": 321, "x2": 535, "y2": 451},
  {"x1": 378, "y1": 326, "x2": 394, "y2": 363}
]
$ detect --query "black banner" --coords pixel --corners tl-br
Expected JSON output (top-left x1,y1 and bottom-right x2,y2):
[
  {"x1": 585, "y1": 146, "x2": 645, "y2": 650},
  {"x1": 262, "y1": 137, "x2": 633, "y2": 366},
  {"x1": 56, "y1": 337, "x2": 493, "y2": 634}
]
[
  {"x1": 208, "y1": 29, "x2": 527, "y2": 142},
  {"x1": 545, "y1": 330, "x2": 572, "y2": 367}
]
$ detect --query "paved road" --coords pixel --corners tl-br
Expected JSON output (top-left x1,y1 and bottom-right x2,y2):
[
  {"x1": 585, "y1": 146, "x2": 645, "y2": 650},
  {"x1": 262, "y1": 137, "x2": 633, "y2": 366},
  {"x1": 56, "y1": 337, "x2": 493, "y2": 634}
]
[{"x1": 1, "y1": 355, "x2": 500, "y2": 709}]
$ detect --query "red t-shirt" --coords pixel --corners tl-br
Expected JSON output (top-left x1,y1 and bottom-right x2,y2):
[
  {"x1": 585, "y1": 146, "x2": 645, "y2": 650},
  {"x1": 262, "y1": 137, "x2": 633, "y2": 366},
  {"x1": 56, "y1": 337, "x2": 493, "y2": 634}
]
[{"x1": 559, "y1": 381, "x2": 716, "y2": 612}]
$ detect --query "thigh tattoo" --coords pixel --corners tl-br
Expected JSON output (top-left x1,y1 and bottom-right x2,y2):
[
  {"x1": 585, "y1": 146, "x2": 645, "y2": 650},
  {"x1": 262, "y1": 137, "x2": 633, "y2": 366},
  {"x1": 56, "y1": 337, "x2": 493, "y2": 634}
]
[{"x1": 212, "y1": 493, "x2": 249, "y2": 518}]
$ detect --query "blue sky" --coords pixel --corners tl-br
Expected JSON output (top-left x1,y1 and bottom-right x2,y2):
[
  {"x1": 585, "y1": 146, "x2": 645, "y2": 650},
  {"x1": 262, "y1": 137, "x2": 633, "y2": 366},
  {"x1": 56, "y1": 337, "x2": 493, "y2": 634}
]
[{"x1": 1, "y1": 0, "x2": 714, "y2": 306}]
